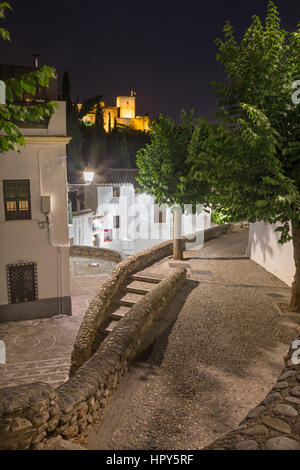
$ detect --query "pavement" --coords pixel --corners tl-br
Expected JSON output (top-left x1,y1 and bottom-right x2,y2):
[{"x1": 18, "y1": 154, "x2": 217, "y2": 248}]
[
  {"x1": 0, "y1": 256, "x2": 116, "y2": 389},
  {"x1": 87, "y1": 227, "x2": 300, "y2": 450}
]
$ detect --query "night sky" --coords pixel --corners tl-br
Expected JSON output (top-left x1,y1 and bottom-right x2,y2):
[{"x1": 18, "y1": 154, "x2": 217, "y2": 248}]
[{"x1": 0, "y1": 0, "x2": 299, "y2": 122}]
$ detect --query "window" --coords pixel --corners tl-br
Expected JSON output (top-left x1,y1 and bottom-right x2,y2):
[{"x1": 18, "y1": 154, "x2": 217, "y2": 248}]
[
  {"x1": 154, "y1": 205, "x2": 166, "y2": 224},
  {"x1": 7, "y1": 262, "x2": 38, "y2": 304},
  {"x1": 113, "y1": 187, "x2": 120, "y2": 198},
  {"x1": 3, "y1": 180, "x2": 31, "y2": 221},
  {"x1": 113, "y1": 215, "x2": 120, "y2": 229}
]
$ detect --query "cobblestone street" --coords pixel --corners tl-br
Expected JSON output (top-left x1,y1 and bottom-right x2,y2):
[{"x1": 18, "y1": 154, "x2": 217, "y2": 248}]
[
  {"x1": 0, "y1": 257, "x2": 116, "y2": 389},
  {"x1": 87, "y1": 228, "x2": 300, "y2": 450}
]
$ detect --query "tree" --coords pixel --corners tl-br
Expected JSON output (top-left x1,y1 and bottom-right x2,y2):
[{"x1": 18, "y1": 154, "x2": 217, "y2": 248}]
[
  {"x1": 62, "y1": 70, "x2": 72, "y2": 117},
  {"x1": 189, "y1": 2, "x2": 300, "y2": 310},
  {"x1": 0, "y1": 2, "x2": 57, "y2": 153},
  {"x1": 88, "y1": 103, "x2": 107, "y2": 166},
  {"x1": 62, "y1": 68, "x2": 104, "y2": 173},
  {"x1": 137, "y1": 111, "x2": 211, "y2": 259},
  {"x1": 95, "y1": 103, "x2": 104, "y2": 133},
  {"x1": 119, "y1": 130, "x2": 131, "y2": 168}
]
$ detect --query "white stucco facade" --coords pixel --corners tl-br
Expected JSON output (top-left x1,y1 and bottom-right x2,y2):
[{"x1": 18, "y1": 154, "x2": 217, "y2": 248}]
[
  {"x1": 69, "y1": 183, "x2": 211, "y2": 256},
  {"x1": 248, "y1": 221, "x2": 295, "y2": 287},
  {"x1": 0, "y1": 101, "x2": 71, "y2": 321}
]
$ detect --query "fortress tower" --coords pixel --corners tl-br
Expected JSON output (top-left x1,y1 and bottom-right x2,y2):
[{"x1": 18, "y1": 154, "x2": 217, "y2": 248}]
[{"x1": 80, "y1": 90, "x2": 149, "y2": 133}]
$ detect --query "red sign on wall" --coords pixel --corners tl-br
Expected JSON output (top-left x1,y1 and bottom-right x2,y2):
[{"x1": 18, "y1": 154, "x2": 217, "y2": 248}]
[{"x1": 104, "y1": 229, "x2": 113, "y2": 242}]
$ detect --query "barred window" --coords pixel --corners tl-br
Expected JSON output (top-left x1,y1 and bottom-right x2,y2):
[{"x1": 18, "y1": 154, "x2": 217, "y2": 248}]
[
  {"x1": 7, "y1": 262, "x2": 38, "y2": 304},
  {"x1": 113, "y1": 187, "x2": 120, "y2": 198},
  {"x1": 3, "y1": 180, "x2": 31, "y2": 221},
  {"x1": 113, "y1": 215, "x2": 120, "y2": 228},
  {"x1": 154, "y1": 205, "x2": 166, "y2": 224}
]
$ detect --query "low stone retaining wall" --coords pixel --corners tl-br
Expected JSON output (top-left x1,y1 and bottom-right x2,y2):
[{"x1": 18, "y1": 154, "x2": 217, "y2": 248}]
[
  {"x1": 0, "y1": 268, "x2": 186, "y2": 450},
  {"x1": 204, "y1": 337, "x2": 300, "y2": 450},
  {"x1": 70, "y1": 245, "x2": 122, "y2": 263},
  {"x1": 204, "y1": 222, "x2": 248, "y2": 242},
  {"x1": 70, "y1": 223, "x2": 246, "y2": 375},
  {"x1": 70, "y1": 239, "x2": 175, "y2": 374}
]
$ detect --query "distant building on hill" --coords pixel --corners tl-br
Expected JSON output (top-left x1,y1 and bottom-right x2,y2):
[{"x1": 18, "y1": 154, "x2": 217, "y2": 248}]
[{"x1": 78, "y1": 90, "x2": 150, "y2": 133}]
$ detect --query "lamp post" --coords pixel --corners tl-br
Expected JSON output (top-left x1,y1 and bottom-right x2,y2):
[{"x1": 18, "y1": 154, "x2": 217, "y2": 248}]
[
  {"x1": 83, "y1": 167, "x2": 94, "y2": 184},
  {"x1": 67, "y1": 167, "x2": 95, "y2": 212}
]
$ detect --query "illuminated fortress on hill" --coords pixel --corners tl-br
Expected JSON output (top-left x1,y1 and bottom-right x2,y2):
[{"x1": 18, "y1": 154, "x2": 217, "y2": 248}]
[{"x1": 78, "y1": 90, "x2": 150, "y2": 132}]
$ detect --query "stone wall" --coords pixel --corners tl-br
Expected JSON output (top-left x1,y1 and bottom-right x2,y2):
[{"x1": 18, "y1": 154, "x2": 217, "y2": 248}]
[
  {"x1": 70, "y1": 245, "x2": 122, "y2": 263},
  {"x1": 70, "y1": 239, "x2": 175, "y2": 374},
  {"x1": 203, "y1": 222, "x2": 247, "y2": 242},
  {"x1": 204, "y1": 337, "x2": 300, "y2": 450},
  {"x1": 70, "y1": 224, "x2": 245, "y2": 375},
  {"x1": 0, "y1": 268, "x2": 186, "y2": 450}
]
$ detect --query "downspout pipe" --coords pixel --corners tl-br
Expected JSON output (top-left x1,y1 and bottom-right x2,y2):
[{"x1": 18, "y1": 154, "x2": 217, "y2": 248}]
[{"x1": 46, "y1": 215, "x2": 69, "y2": 316}]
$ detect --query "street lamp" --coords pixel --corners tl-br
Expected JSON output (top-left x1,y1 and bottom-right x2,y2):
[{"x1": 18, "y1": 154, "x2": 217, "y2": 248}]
[{"x1": 83, "y1": 166, "x2": 94, "y2": 184}]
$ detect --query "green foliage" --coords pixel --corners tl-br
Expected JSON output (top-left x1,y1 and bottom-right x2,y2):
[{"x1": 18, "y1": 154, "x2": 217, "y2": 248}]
[
  {"x1": 0, "y1": 1, "x2": 57, "y2": 153},
  {"x1": 211, "y1": 206, "x2": 241, "y2": 225},
  {"x1": 136, "y1": 111, "x2": 211, "y2": 208},
  {"x1": 0, "y1": 2, "x2": 11, "y2": 41},
  {"x1": 190, "y1": 1, "x2": 300, "y2": 243}
]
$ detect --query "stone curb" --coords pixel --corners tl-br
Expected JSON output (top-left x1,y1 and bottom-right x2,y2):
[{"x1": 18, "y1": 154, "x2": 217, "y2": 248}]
[
  {"x1": 204, "y1": 335, "x2": 300, "y2": 450},
  {"x1": 70, "y1": 245, "x2": 122, "y2": 263}
]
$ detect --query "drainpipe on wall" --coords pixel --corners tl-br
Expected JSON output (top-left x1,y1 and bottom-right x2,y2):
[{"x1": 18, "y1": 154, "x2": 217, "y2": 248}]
[
  {"x1": 37, "y1": 152, "x2": 69, "y2": 316},
  {"x1": 46, "y1": 215, "x2": 69, "y2": 316}
]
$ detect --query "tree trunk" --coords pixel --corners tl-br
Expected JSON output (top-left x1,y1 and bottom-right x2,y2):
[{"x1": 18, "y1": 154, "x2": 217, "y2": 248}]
[
  {"x1": 173, "y1": 207, "x2": 183, "y2": 260},
  {"x1": 288, "y1": 220, "x2": 300, "y2": 312}
]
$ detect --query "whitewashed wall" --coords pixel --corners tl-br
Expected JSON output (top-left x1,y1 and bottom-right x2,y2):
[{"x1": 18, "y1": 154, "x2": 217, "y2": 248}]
[
  {"x1": 71, "y1": 186, "x2": 210, "y2": 254},
  {"x1": 72, "y1": 211, "x2": 94, "y2": 247},
  {"x1": 248, "y1": 221, "x2": 295, "y2": 287},
  {"x1": 0, "y1": 102, "x2": 70, "y2": 308},
  {"x1": 70, "y1": 183, "x2": 212, "y2": 255}
]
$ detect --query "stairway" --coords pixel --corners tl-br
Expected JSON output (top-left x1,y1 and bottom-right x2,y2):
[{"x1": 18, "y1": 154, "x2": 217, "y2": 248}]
[{"x1": 99, "y1": 275, "x2": 162, "y2": 338}]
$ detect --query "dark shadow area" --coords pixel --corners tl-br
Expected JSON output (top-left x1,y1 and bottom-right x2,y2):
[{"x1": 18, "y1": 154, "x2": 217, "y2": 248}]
[{"x1": 137, "y1": 279, "x2": 200, "y2": 367}]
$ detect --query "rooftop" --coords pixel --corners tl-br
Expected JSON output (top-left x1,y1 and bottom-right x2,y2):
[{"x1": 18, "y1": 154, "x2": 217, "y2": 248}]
[{"x1": 95, "y1": 168, "x2": 139, "y2": 188}]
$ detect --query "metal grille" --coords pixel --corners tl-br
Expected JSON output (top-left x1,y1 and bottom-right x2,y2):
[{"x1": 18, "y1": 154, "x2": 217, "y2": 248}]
[{"x1": 7, "y1": 262, "x2": 38, "y2": 304}]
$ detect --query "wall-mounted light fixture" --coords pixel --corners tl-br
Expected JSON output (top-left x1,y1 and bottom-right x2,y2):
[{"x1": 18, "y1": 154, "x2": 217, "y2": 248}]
[{"x1": 83, "y1": 167, "x2": 94, "y2": 184}]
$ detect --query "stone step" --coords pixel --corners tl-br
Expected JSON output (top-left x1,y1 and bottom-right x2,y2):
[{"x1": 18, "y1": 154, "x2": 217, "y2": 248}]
[
  {"x1": 105, "y1": 320, "x2": 120, "y2": 332},
  {"x1": 117, "y1": 292, "x2": 144, "y2": 307},
  {"x1": 3, "y1": 357, "x2": 70, "y2": 367},
  {"x1": 0, "y1": 371, "x2": 69, "y2": 389},
  {"x1": 116, "y1": 298, "x2": 136, "y2": 307},
  {"x1": 127, "y1": 280, "x2": 157, "y2": 291},
  {"x1": 3, "y1": 362, "x2": 70, "y2": 372},
  {"x1": 100, "y1": 319, "x2": 120, "y2": 336},
  {"x1": 131, "y1": 274, "x2": 161, "y2": 284},
  {"x1": 111, "y1": 306, "x2": 130, "y2": 320},
  {"x1": 125, "y1": 286, "x2": 150, "y2": 295}
]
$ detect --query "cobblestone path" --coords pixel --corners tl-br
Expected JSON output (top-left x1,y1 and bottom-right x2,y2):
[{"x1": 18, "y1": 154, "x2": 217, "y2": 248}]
[
  {"x1": 0, "y1": 257, "x2": 116, "y2": 389},
  {"x1": 87, "y1": 228, "x2": 300, "y2": 450}
]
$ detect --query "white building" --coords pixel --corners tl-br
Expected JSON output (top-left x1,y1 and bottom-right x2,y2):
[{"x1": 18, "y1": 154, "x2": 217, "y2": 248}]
[
  {"x1": 0, "y1": 64, "x2": 71, "y2": 321},
  {"x1": 248, "y1": 221, "x2": 295, "y2": 287},
  {"x1": 68, "y1": 169, "x2": 211, "y2": 256}
]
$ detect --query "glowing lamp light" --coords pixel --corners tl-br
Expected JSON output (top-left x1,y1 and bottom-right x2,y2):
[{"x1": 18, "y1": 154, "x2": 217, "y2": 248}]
[{"x1": 83, "y1": 167, "x2": 94, "y2": 184}]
